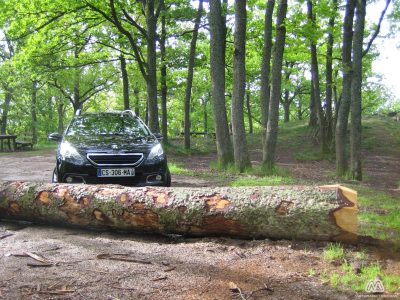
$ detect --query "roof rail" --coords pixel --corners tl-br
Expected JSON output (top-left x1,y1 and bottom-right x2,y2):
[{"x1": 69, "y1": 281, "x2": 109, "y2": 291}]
[{"x1": 121, "y1": 109, "x2": 136, "y2": 117}]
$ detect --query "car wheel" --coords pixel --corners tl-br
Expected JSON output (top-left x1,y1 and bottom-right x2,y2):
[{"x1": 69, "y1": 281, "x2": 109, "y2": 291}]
[
  {"x1": 165, "y1": 169, "x2": 171, "y2": 187},
  {"x1": 52, "y1": 168, "x2": 58, "y2": 183}
]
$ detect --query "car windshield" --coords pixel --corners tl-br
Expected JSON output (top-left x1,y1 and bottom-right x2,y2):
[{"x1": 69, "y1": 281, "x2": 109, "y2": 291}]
[{"x1": 66, "y1": 113, "x2": 151, "y2": 138}]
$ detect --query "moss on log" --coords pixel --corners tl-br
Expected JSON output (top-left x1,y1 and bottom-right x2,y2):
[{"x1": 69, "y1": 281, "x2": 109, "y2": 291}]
[{"x1": 0, "y1": 182, "x2": 357, "y2": 242}]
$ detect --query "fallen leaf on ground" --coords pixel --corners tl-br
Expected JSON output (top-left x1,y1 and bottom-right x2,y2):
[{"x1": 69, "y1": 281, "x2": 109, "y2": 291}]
[
  {"x1": 24, "y1": 252, "x2": 51, "y2": 264},
  {"x1": 96, "y1": 253, "x2": 152, "y2": 264}
]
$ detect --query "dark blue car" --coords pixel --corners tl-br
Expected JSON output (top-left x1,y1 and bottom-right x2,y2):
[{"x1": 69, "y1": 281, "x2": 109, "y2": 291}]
[{"x1": 48, "y1": 110, "x2": 171, "y2": 186}]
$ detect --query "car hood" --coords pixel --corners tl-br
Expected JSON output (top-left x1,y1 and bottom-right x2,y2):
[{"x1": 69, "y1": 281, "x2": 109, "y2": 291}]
[{"x1": 64, "y1": 135, "x2": 157, "y2": 153}]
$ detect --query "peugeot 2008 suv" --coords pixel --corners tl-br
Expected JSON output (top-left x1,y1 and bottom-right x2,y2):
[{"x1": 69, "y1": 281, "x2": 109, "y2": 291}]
[{"x1": 48, "y1": 110, "x2": 171, "y2": 186}]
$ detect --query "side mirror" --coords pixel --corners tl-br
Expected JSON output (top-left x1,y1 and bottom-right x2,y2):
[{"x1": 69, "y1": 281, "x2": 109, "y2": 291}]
[
  {"x1": 153, "y1": 133, "x2": 163, "y2": 141},
  {"x1": 48, "y1": 132, "x2": 62, "y2": 142}
]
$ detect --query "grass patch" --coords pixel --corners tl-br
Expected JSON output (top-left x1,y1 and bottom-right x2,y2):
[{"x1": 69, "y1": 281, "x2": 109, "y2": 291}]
[
  {"x1": 362, "y1": 117, "x2": 400, "y2": 153},
  {"x1": 208, "y1": 160, "x2": 295, "y2": 187},
  {"x1": 168, "y1": 162, "x2": 216, "y2": 181},
  {"x1": 327, "y1": 262, "x2": 400, "y2": 293},
  {"x1": 323, "y1": 243, "x2": 345, "y2": 263},
  {"x1": 321, "y1": 244, "x2": 400, "y2": 293},
  {"x1": 294, "y1": 149, "x2": 334, "y2": 162},
  {"x1": 164, "y1": 137, "x2": 215, "y2": 156},
  {"x1": 168, "y1": 162, "x2": 196, "y2": 177},
  {"x1": 230, "y1": 175, "x2": 294, "y2": 187},
  {"x1": 349, "y1": 186, "x2": 400, "y2": 243}
]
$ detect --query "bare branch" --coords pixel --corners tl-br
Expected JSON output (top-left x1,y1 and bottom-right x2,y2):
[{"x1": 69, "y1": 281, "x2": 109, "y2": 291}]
[{"x1": 363, "y1": 0, "x2": 391, "y2": 57}]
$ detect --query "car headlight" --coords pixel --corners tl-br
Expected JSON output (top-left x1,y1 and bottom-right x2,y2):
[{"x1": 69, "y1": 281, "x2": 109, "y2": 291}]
[
  {"x1": 147, "y1": 143, "x2": 164, "y2": 163},
  {"x1": 59, "y1": 141, "x2": 85, "y2": 165}
]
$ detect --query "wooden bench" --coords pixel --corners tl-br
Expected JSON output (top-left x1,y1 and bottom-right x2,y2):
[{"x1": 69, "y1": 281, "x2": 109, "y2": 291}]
[{"x1": 15, "y1": 139, "x2": 33, "y2": 150}]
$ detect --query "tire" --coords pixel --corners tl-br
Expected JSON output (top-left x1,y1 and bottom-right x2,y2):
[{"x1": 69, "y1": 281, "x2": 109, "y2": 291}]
[
  {"x1": 52, "y1": 167, "x2": 59, "y2": 183},
  {"x1": 164, "y1": 168, "x2": 171, "y2": 187}
]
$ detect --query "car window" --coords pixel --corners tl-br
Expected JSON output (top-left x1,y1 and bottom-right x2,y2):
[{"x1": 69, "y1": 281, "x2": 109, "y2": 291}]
[{"x1": 66, "y1": 114, "x2": 151, "y2": 137}]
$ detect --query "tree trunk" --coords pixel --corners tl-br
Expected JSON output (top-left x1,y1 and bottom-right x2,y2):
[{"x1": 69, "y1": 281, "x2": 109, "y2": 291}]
[
  {"x1": 333, "y1": 69, "x2": 340, "y2": 132},
  {"x1": 307, "y1": 0, "x2": 328, "y2": 154},
  {"x1": 335, "y1": 0, "x2": 355, "y2": 177},
  {"x1": 57, "y1": 102, "x2": 65, "y2": 134},
  {"x1": 309, "y1": 83, "x2": 318, "y2": 127},
  {"x1": 231, "y1": 0, "x2": 251, "y2": 172},
  {"x1": 350, "y1": 0, "x2": 366, "y2": 181},
  {"x1": 145, "y1": 0, "x2": 159, "y2": 133},
  {"x1": 264, "y1": 0, "x2": 288, "y2": 171},
  {"x1": 134, "y1": 88, "x2": 140, "y2": 118},
  {"x1": 0, "y1": 182, "x2": 358, "y2": 243},
  {"x1": 283, "y1": 102, "x2": 290, "y2": 123},
  {"x1": 160, "y1": 3, "x2": 168, "y2": 143},
  {"x1": 260, "y1": 0, "x2": 275, "y2": 161},
  {"x1": 246, "y1": 89, "x2": 253, "y2": 134},
  {"x1": 184, "y1": 0, "x2": 203, "y2": 150},
  {"x1": 325, "y1": 0, "x2": 338, "y2": 147},
  {"x1": 209, "y1": 0, "x2": 233, "y2": 167},
  {"x1": 204, "y1": 94, "x2": 209, "y2": 134},
  {"x1": 282, "y1": 65, "x2": 291, "y2": 123},
  {"x1": 31, "y1": 80, "x2": 38, "y2": 145},
  {"x1": 297, "y1": 101, "x2": 303, "y2": 121},
  {"x1": 0, "y1": 86, "x2": 12, "y2": 135},
  {"x1": 120, "y1": 55, "x2": 130, "y2": 110},
  {"x1": 73, "y1": 48, "x2": 82, "y2": 114}
]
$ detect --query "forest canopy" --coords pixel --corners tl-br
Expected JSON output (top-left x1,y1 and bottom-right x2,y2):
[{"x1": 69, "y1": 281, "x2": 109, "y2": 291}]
[{"x1": 0, "y1": 0, "x2": 399, "y2": 180}]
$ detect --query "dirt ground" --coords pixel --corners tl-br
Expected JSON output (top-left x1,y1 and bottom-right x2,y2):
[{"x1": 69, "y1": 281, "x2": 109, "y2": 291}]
[{"x1": 0, "y1": 147, "x2": 399, "y2": 299}]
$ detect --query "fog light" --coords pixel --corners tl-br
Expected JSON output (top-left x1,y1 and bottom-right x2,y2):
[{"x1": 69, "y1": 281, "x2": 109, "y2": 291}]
[
  {"x1": 156, "y1": 175, "x2": 162, "y2": 181},
  {"x1": 66, "y1": 176, "x2": 73, "y2": 183}
]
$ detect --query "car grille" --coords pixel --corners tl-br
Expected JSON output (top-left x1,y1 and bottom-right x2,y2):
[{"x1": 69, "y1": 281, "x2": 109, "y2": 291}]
[{"x1": 87, "y1": 153, "x2": 144, "y2": 166}]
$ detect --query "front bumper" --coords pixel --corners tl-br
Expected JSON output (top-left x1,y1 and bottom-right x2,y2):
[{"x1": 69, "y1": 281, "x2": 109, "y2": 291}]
[{"x1": 56, "y1": 159, "x2": 169, "y2": 186}]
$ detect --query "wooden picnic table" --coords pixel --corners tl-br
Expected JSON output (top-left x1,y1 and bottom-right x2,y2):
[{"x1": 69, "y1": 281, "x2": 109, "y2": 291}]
[{"x1": 0, "y1": 134, "x2": 17, "y2": 152}]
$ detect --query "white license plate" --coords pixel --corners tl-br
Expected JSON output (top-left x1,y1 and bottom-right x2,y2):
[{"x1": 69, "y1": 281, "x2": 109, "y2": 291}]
[{"x1": 97, "y1": 168, "x2": 135, "y2": 177}]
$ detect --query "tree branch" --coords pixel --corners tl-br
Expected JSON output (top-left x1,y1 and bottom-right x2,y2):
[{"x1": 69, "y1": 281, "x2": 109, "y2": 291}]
[
  {"x1": 121, "y1": 9, "x2": 147, "y2": 37},
  {"x1": 362, "y1": 0, "x2": 391, "y2": 57},
  {"x1": 13, "y1": 5, "x2": 87, "y2": 40}
]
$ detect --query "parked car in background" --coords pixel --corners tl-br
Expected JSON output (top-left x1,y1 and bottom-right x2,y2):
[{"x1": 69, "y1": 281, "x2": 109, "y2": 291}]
[{"x1": 48, "y1": 110, "x2": 171, "y2": 186}]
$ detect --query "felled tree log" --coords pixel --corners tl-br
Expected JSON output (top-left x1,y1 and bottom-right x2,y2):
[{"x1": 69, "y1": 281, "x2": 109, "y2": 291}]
[{"x1": 0, "y1": 181, "x2": 357, "y2": 242}]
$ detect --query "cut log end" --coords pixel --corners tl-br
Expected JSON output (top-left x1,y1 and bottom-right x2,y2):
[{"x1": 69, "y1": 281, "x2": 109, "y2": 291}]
[{"x1": 321, "y1": 185, "x2": 358, "y2": 243}]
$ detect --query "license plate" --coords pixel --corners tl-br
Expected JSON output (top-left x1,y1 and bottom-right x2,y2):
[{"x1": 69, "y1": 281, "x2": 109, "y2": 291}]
[{"x1": 97, "y1": 168, "x2": 135, "y2": 177}]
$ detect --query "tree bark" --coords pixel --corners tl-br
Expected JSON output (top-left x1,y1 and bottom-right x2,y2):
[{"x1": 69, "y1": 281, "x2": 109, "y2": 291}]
[
  {"x1": 260, "y1": 0, "x2": 275, "y2": 161},
  {"x1": 281, "y1": 63, "x2": 291, "y2": 123},
  {"x1": 350, "y1": 0, "x2": 366, "y2": 181},
  {"x1": 309, "y1": 83, "x2": 318, "y2": 127},
  {"x1": 204, "y1": 94, "x2": 209, "y2": 134},
  {"x1": 120, "y1": 55, "x2": 130, "y2": 110},
  {"x1": 160, "y1": 2, "x2": 168, "y2": 143},
  {"x1": 209, "y1": 0, "x2": 233, "y2": 167},
  {"x1": 0, "y1": 86, "x2": 12, "y2": 135},
  {"x1": 264, "y1": 0, "x2": 288, "y2": 171},
  {"x1": 134, "y1": 88, "x2": 140, "y2": 118},
  {"x1": 335, "y1": 0, "x2": 355, "y2": 177},
  {"x1": 57, "y1": 102, "x2": 65, "y2": 134},
  {"x1": 184, "y1": 0, "x2": 203, "y2": 149},
  {"x1": 307, "y1": 0, "x2": 328, "y2": 153},
  {"x1": 0, "y1": 182, "x2": 357, "y2": 243},
  {"x1": 246, "y1": 89, "x2": 253, "y2": 134},
  {"x1": 31, "y1": 80, "x2": 38, "y2": 145},
  {"x1": 283, "y1": 102, "x2": 290, "y2": 123},
  {"x1": 325, "y1": 0, "x2": 338, "y2": 147},
  {"x1": 145, "y1": 0, "x2": 160, "y2": 133},
  {"x1": 231, "y1": 0, "x2": 251, "y2": 171}
]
